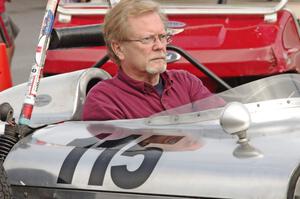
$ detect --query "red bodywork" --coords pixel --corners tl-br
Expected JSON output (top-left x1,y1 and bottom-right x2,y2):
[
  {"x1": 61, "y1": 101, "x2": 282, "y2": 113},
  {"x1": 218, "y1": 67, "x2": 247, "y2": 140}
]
[
  {"x1": 0, "y1": 42, "x2": 12, "y2": 91},
  {"x1": 44, "y1": 4, "x2": 300, "y2": 92}
]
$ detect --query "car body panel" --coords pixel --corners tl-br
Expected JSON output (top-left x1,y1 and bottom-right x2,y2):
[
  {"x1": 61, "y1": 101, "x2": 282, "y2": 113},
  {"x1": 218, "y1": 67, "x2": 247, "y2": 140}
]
[
  {"x1": 2, "y1": 71, "x2": 300, "y2": 198},
  {"x1": 0, "y1": 43, "x2": 12, "y2": 92},
  {"x1": 0, "y1": 68, "x2": 111, "y2": 125},
  {"x1": 3, "y1": 117, "x2": 300, "y2": 199}
]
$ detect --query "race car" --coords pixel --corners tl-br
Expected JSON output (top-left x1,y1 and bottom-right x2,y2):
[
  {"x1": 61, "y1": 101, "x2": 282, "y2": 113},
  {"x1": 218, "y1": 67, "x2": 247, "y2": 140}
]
[
  {"x1": 44, "y1": 0, "x2": 300, "y2": 92},
  {"x1": 1, "y1": 0, "x2": 300, "y2": 198},
  {"x1": 1, "y1": 64, "x2": 300, "y2": 199}
]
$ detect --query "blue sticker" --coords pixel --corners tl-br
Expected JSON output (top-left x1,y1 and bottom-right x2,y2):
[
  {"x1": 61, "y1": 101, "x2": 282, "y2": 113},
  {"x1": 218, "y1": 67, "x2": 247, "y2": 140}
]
[{"x1": 42, "y1": 10, "x2": 54, "y2": 36}]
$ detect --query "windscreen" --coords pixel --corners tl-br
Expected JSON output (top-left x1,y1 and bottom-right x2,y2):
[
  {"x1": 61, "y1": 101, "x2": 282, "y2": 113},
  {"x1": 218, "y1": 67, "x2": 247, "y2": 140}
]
[{"x1": 151, "y1": 73, "x2": 300, "y2": 118}]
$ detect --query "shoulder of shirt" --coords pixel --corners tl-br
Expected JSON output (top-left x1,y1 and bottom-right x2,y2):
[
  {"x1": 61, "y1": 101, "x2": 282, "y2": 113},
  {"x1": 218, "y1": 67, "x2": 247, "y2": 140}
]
[
  {"x1": 87, "y1": 76, "x2": 120, "y2": 93},
  {"x1": 166, "y1": 69, "x2": 195, "y2": 79}
]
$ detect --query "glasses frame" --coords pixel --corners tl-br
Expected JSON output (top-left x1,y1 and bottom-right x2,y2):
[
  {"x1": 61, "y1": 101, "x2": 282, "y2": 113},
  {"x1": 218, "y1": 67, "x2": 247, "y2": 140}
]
[{"x1": 123, "y1": 33, "x2": 173, "y2": 45}]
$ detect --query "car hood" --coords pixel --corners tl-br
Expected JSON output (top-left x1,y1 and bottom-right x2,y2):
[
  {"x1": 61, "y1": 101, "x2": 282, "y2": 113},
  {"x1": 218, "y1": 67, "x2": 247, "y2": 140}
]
[
  {"x1": 2, "y1": 73, "x2": 300, "y2": 198},
  {"x1": 4, "y1": 105, "x2": 300, "y2": 199}
]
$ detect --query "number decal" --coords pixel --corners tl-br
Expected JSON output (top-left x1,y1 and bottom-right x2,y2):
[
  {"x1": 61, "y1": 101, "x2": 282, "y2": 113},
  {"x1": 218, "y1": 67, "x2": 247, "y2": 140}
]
[
  {"x1": 111, "y1": 135, "x2": 183, "y2": 189},
  {"x1": 57, "y1": 133, "x2": 111, "y2": 184},
  {"x1": 57, "y1": 133, "x2": 183, "y2": 189},
  {"x1": 111, "y1": 145, "x2": 162, "y2": 189},
  {"x1": 57, "y1": 147, "x2": 88, "y2": 184},
  {"x1": 88, "y1": 134, "x2": 141, "y2": 186}
]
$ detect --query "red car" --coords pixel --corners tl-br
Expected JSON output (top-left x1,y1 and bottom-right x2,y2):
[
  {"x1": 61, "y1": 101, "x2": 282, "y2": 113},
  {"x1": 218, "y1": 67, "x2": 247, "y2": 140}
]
[
  {"x1": 44, "y1": 0, "x2": 300, "y2": 92},
  {"x1": 0, "y1": 42, "x2": 12, "y2": 91}
]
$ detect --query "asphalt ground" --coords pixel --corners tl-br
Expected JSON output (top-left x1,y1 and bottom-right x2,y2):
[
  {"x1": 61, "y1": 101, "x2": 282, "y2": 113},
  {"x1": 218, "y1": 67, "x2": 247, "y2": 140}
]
[
  {"x1": 6, "y1": 0, "x2": 300, "y2": 86},
  {"x1": 7, "y1": 0, "x2": 45, "y2": 85}
]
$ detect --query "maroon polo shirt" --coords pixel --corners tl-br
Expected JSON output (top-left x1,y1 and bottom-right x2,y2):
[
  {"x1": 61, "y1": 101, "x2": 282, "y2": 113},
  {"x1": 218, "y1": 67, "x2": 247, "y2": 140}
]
[{"x1": 82, "y1": 69, "x2": 212, "y2": 121}]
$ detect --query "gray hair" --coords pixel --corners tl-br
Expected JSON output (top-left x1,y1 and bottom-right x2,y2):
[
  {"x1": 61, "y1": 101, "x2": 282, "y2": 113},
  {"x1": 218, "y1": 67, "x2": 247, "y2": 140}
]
[{"x1": 103, "y1": 0, "x2": 167, "y2": 65}]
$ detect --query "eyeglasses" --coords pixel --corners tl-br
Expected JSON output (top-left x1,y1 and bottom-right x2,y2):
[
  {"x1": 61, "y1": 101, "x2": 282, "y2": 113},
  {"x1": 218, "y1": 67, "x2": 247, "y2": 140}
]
[{"x1": 123, "y1": 33, "x2": 172, "y2": 45}]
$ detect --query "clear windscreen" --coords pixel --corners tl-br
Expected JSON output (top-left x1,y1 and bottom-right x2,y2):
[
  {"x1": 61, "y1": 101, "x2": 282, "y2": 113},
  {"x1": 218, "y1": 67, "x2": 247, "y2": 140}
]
[{"x1": 151, "y1": 73, "x2": 300, "y2": 118}]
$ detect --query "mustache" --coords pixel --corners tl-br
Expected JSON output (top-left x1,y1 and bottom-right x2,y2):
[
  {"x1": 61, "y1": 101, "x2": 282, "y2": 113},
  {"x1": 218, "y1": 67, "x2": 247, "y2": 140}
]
[{"x1": 151, "y1": 54, "x2": 167, "y2": 60}]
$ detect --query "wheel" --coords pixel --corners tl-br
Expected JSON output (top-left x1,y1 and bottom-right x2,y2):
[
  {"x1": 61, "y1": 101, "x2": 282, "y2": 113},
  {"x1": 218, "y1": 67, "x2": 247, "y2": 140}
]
[{"x1": 0, "y1": 163, "x2": 13, "y2": 199}]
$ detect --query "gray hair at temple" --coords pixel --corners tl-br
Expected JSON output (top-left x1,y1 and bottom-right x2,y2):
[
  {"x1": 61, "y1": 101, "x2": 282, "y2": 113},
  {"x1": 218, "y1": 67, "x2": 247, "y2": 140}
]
[{"x1": 103, "y1": 0, "x2": 168, "y2": 66}]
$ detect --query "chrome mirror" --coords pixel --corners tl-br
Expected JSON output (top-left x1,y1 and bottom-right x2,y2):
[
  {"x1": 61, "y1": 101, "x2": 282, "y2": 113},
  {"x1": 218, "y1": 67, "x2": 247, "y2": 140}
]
[{"x1": 220, "y1": 102, "x2": 262, "y2": 158}]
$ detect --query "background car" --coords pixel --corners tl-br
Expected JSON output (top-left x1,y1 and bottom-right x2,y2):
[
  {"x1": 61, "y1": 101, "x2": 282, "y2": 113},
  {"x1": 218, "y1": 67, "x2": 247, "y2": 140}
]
[
  {"x1": 44, "y1": 0, "x2": 300, "y2": 92},
  {"x1": 0, "y1": 42, "x2": 12, "y2": 91}
]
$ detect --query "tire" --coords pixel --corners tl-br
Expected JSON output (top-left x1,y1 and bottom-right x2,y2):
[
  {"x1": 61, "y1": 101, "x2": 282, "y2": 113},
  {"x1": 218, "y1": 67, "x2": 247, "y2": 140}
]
[{"x1": 0, "y1": 163, "x2": 13, "y2": 199}]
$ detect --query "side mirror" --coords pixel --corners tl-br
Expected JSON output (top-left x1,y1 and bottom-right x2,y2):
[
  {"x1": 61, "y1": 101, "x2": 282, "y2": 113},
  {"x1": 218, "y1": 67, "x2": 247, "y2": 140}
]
[{"x1": 220, "y1": 102, "x2": 262, "y2": 158}]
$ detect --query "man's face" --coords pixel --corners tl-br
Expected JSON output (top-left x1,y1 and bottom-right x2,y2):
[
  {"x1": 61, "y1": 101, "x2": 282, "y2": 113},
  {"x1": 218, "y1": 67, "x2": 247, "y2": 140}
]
[{"x1": 115, "y1": 12, "x2": 168, "y2": 80}]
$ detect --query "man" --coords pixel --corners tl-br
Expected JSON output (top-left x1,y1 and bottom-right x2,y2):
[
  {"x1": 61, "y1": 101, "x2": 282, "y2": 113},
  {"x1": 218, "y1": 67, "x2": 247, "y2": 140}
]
[
  {"x1": 82, "y1": 0, "x2": 213, "y2": 121},
  {"x1": 0, "y1": 0, "x2": 19, "y2": 64}
]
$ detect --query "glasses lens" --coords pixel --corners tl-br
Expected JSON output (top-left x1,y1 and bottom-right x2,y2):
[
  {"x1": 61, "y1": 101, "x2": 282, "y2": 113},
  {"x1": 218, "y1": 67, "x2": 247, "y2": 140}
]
[
  {"x1": 125, "y1": 34, "x2": 172, "y2": 45},
  {"x1": 157, "y1": 34, "x2": 171, "y2": 44},
  {"x1": 141, "y1": 36, "x2": 154, "y2": 44}
]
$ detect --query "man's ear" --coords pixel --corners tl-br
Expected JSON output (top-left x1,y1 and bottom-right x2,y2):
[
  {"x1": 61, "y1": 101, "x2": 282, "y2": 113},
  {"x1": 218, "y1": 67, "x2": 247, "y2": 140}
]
[{"x1": 111, "y1": 40, "x2": 125, "y2": 60}]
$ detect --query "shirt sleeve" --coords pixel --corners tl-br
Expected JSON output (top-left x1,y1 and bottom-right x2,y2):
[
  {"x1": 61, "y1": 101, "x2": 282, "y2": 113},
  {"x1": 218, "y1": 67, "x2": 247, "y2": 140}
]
[{"x1": 82, "y1": 86, "x2": 125, "y2": 121}]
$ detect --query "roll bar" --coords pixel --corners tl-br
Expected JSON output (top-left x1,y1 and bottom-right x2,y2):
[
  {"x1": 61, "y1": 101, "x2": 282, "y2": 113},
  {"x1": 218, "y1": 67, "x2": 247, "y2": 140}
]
[
  {"x1": 57, "y1": 0, "x2": 287, "y2": 16},
  {"x1": 49, "y1": 24, "x2": 104, "y2": 49},
  {"x1": 48, "y1": 24, "x2": 232, "y2": 91}
]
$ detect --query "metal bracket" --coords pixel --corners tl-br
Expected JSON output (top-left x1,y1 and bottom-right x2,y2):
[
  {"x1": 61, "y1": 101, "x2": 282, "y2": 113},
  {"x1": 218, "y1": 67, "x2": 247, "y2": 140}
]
[
  {"x1": 264, "y1": 13, "x2": 277, "y2": 23},
  {"x1": 58, "y1": 13, "x2": 72, "y2": 23}
]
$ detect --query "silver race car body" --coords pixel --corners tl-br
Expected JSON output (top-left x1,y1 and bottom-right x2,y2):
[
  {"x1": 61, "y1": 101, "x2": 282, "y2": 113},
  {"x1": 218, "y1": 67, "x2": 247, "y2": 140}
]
[{"x1": 1, "y1": 69, "x2": 300, "y2": 199}]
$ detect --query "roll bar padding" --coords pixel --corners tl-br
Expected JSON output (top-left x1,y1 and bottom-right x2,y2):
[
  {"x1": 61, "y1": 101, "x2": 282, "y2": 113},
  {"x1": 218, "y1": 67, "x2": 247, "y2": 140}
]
[{"x1": 49, "y1": 24, "x2": 105, "y2": 50}]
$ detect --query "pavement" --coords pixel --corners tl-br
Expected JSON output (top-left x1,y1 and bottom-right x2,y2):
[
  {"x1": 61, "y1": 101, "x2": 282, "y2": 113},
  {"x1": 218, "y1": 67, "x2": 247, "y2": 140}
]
[
  {"x1": 287, "y1": 2, "x2": 300, "y2": 15},
  {"x1": 6, "y1": 0, "x2": 46, "y2": 85},
  {"x1": 5, "y1": 0, "x2": 300, "y2": 86}
]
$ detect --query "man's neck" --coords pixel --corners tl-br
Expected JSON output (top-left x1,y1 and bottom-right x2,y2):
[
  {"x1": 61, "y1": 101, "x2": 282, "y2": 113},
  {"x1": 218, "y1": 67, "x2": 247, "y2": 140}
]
[
  {"x1": 122, "y1": 68, "x2": 160, "y2": 86},
  {"x1": 144, "y1": 74, "x2": 160, "y2": 86}
]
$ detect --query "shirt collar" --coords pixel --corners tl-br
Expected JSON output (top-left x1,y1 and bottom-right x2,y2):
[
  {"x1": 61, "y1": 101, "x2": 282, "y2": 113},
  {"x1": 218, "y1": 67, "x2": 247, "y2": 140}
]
[{"x1": 117, "y1": 69, "x2": 173, "y2": 94}]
